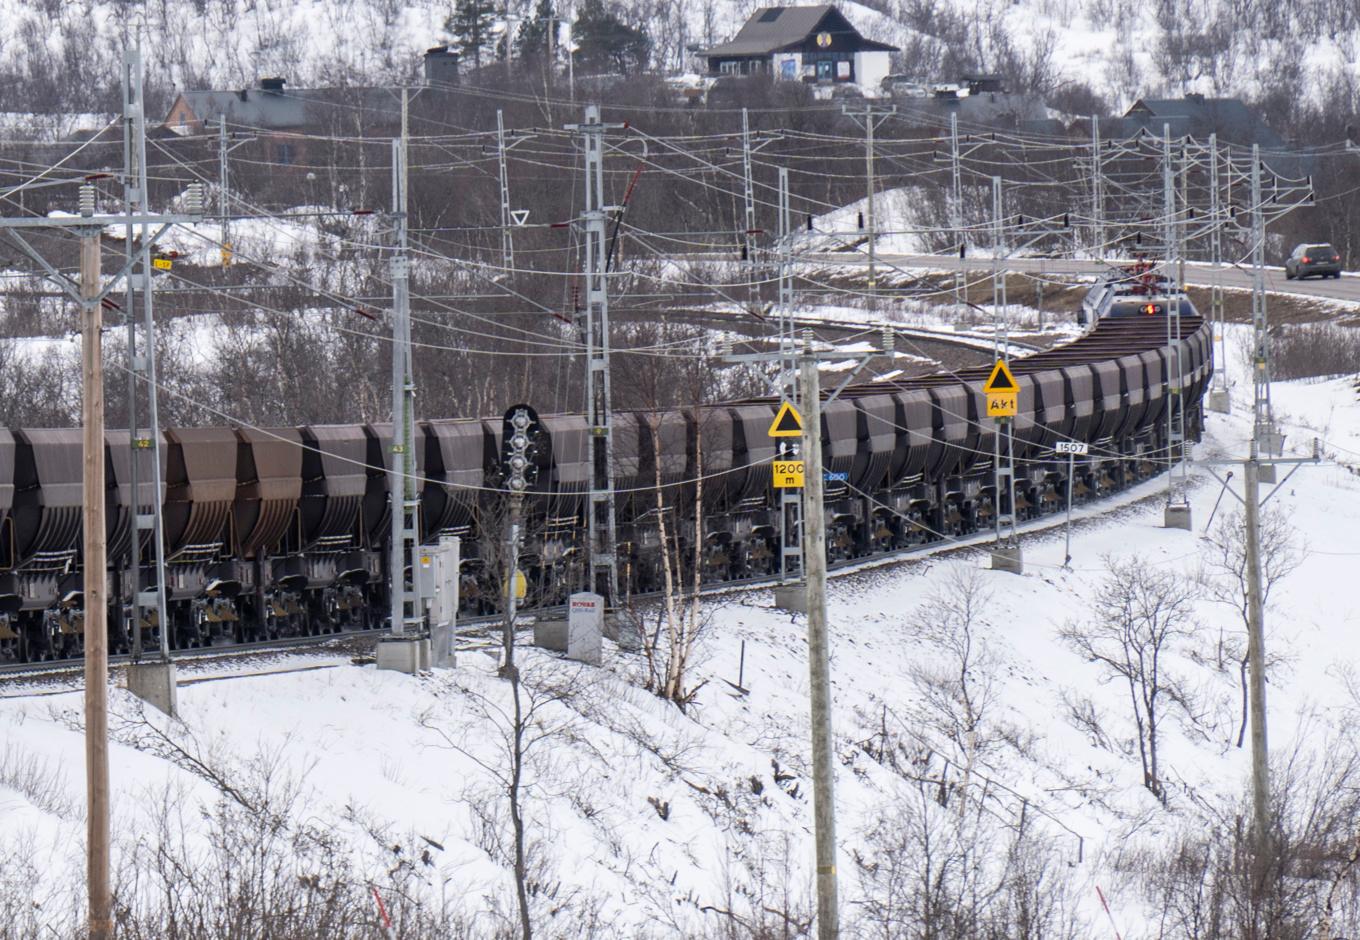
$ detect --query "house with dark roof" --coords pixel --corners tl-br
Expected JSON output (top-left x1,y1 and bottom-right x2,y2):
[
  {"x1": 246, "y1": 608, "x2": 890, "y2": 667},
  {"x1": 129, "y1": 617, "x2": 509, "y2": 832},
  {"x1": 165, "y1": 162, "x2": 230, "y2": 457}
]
[
  {"x1": 1119, "y1": 94, "x2": 1285, "y2": 149},
  {"x1": 888, "y1": 74, "x2": 1051, "y2": 131},
  {"x1": 697, "y1": 5, "x2": 897, "y2": 93},
  {"x1": 1070, "y1": 94, "x2": 1305, "y2": 178},
  {"x1": 162, "y1": 49, "x2": 459, "y2": 165}
]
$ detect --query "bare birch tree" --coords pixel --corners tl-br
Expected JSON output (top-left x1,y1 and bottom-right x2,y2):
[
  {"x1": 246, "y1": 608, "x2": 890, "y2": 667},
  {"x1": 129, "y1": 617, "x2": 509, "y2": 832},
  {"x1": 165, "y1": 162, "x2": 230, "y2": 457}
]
[
  {"x1": 1198, "y1": 506, "x2": 1303, "y2": 749},
  {"x1": 1061, "y1": 560, "x2": 1197, "y2": 803}
]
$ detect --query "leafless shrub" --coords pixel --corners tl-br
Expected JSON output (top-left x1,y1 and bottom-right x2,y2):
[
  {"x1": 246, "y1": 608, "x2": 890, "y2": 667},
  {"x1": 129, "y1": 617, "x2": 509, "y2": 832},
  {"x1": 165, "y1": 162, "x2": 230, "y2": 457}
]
[
  {"x1": 1061, "y1": 560, "x2": 1198, "y2": 804},
  {"x1": 420, "y1": 661, "x2": 601, "y2": 939},
  {"x1": 1197, "y1": 506, "x2": 1303, "y2": 748},
  {"x1": 1128, "y1": 739, "x2": 1360, "y2": 939},
  {"x1": 0, "y1": 739, "x2": 77, "y2": 818},
  {"x1": 1270, "y1": 323, "x2": 1360, "y2": 381},
  {"x1": 909, "y1": 564, "x2": 1003, "y2": 803},
  {"x1": 850, "y1": 778, "x2": 1087, "y2": 939},
  {"x1": 0, "y1": 834, "x2": 83, "y2": 940}
]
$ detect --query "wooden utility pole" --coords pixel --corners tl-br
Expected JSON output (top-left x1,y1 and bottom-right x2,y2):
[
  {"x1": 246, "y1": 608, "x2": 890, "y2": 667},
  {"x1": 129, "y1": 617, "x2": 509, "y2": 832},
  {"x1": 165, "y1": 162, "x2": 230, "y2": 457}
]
[
  {"x1": 1243, "y1": 448, "x2": 1270, "y2": 851},
  {"x1": 81, "y1": 224, "x2": 111, "y2": 940},
  {"x1": 801, "y1": 337, "x2": 839, "y2": 939}
]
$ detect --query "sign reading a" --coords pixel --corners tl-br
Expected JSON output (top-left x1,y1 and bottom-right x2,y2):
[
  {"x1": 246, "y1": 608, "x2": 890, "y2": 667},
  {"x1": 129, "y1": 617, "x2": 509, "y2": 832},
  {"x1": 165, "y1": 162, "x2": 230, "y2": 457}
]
[
  {"x1": 773, "y1": 460, "x2": 805, "y2": 488},
  {"x1": 982, "y1": 359, "x2": 1019, "y2": 420},
  {"x1": 1055, "y1": 441, "x2": 1089, "y2": 456},
  {"x1": 768, "y1": 401, "x2": 804, "y2": 438}
]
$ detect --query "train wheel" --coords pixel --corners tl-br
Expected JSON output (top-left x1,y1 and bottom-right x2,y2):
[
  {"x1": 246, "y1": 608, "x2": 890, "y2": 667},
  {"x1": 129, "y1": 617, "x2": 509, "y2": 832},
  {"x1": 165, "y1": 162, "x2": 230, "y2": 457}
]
[{"x1": 19, "y1": 624, "x2": 47, "y2": 662}]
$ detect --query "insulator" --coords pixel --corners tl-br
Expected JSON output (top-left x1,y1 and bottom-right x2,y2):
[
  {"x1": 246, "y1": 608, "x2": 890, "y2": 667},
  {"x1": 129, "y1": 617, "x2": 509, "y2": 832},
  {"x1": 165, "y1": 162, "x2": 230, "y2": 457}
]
[
  {"x1": 184, "y1": 182, "x2": 205, "y2": 216},
  {"x1": 719, "y1": 332, "x2": 733, "y2": 358},
  {"x1": 78, "y1": 184, "x2": 95, "y2": 217},
  {"x1": 881, "y1": 325, "x2": 894, "y2": 355}
]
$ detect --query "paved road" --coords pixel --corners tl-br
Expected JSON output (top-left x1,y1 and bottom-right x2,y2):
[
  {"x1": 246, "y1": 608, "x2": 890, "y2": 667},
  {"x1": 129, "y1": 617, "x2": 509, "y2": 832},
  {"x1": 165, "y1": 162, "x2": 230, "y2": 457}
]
[{"x1": 814, "y1": 252, "x2": 1360, "y2": 305}]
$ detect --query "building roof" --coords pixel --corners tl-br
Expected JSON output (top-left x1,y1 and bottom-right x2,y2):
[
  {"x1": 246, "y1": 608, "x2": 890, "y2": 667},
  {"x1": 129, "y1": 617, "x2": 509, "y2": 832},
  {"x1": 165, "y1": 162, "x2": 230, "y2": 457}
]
[
  {"x1": 166, "y1": 84, "x2": 404, "y2": 131},
  {"x1": 1123, "y1": 95, "x2": 1284, "y2": 148},
  {"x1": 892, "y1": 90, "x2": 1049, "y2": 129},
  {"x1": 698, "y1": 5, "x2": 897, "y2": 58}
]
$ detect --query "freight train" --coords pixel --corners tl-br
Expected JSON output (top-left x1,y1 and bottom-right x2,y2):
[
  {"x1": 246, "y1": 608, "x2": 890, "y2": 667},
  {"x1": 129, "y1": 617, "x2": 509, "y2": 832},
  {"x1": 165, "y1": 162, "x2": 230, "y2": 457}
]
[{"x1": 0, "y1": 299, "x2": 1211, "y2": 663}]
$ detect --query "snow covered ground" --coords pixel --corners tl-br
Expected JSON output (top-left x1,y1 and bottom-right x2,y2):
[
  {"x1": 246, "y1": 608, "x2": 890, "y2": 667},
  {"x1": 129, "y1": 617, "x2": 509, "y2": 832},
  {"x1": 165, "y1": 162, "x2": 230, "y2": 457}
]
[{"x1": 1, "y1": 331, "x2": 1358, "y2": 935}]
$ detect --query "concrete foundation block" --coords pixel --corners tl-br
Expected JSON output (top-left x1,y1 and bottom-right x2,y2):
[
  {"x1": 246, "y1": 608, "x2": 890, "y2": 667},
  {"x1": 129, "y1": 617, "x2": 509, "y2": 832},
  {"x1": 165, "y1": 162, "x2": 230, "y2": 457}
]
[
  {"x1": 430, "y1": 622, "x2": 456, "y2": 669},
  {"x1": 567, "y1": 592, "x2": 604, "y2": 666},
  {"x1": 990, "y1": 545, "x2": 1024, "y2": 575},
  {"x1": 773, "y1": 582, "x2": 807, "y2": 613},
  {"x1": 126, "y1": 660, "x2": 178, "y2": 717},
  {"x1": 375, "y1": 635, "x2": 430, "y2": 674},
  {"x1": 604, "y1": 613, "x2": 643, "y2": 652},
  {"x1": 533, "y1": 619, "x2": 569, "y2": 652},
  {"x1": 1164, "y1": 503, "x2": 1193, "y2": 531},
  {"x1": 1208, "y1": 389, "x2": 1230, "y2": 414}
]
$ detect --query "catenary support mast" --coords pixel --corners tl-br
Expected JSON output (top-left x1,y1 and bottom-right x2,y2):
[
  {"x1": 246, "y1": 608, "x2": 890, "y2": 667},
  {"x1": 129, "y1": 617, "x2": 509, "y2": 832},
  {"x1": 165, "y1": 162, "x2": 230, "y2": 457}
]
[
  {"x1": 568, "y1": 104, "x2": 625, "y2": 606},
  {"x1": 121, "y1": 44, "x2": 172, "y2": 670},
  {"x1": 388, "y1": 90, "x2": 418, "y2": 640}
]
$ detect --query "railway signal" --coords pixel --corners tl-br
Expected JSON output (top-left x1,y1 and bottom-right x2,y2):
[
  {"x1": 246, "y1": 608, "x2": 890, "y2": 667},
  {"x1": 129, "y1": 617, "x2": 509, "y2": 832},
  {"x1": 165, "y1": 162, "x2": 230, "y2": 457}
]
[{"x1": 499, "y1": 404, "x2": 541, "y2": 680}]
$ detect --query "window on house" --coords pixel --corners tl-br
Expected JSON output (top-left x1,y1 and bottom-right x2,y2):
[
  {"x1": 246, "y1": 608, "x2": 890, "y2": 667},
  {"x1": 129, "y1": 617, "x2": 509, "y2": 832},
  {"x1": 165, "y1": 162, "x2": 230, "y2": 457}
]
[
  {"x1": 720, "y1": 61, "x2": 741, "y2": 75},
  {"x1": 276, "y1": 143, "x2": 295, "y2": 165}
]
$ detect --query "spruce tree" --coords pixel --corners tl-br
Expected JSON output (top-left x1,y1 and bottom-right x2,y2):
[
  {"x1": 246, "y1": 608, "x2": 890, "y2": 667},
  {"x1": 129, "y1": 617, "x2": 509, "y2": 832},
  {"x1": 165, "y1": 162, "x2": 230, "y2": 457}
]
[
  {"x1": 573, "y1": 0, "x2": 651, "y2": 75},
  {"x1": 514, "y1": 0, "x2": 555, "y2": 63},
  {"x1": 445, "y1": 0, "x2": 497, "y2": 70}
]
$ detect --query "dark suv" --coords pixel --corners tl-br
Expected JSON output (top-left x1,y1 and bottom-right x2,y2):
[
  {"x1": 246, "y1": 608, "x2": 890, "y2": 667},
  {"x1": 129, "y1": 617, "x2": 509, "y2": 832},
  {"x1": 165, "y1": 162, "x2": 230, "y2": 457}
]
[{"x1": 1285, "y1": 244, "x2": 1342, "y2": 279}]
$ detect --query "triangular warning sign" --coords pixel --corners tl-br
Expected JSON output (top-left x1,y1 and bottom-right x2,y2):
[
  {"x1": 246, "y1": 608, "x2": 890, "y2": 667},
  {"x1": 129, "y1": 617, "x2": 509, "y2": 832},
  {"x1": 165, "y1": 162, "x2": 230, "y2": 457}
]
[
  {"x1": 983, "y1": 359, "x2": 1019, "y2": 393},
  {"x1": 768, "y1": 401, "x2": 804, "y2": 437},
  {"x1": 511, "y1": 209, "x2": 530, "y2": 226}
]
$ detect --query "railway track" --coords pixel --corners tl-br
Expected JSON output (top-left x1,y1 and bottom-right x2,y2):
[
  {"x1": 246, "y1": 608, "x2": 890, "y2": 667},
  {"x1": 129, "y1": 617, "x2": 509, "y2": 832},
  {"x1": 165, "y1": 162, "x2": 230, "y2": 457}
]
[
  {"x1": 0, "y1": 296, "x2": 1211, "y2": 674},
  {"x1": 0, "y1": 457, "x2": 1184, "y2": 683}
]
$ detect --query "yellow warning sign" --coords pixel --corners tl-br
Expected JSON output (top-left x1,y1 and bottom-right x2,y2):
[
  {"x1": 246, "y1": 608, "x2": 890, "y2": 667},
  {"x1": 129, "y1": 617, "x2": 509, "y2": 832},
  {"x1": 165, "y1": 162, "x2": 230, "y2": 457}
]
[
  {"x1": 983, "y1": 358, "x2": 1019, "y2": 420},
  {"x1": 772, "y1": 460, "x2": 805, "y2": 488},
  {"x1": 982, "y1": 359, "x2": 1019, "y2": 393},
  {"x1": 768, "y1": 401, "x2": 804, "y2": 438},
  {"x1": 505, "y1": 569, "x2": 527, "y2": 600},
  {"x1": 986, "y1": 392, "x2": 1018, "y2": 418},
  {"x1": 152, "y1": 257, "x2": 173, "y2": 270}
]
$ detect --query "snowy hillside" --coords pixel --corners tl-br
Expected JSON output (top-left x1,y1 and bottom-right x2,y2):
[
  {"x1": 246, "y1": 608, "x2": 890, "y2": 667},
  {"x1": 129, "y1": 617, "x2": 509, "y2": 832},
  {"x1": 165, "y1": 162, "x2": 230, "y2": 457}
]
[
  {"x1": 2, "y1": 326, "x2": 1359, "y2": 935},
  {"x1": 7, "y1": 0, "x2": 1356, "y2": 124}
]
